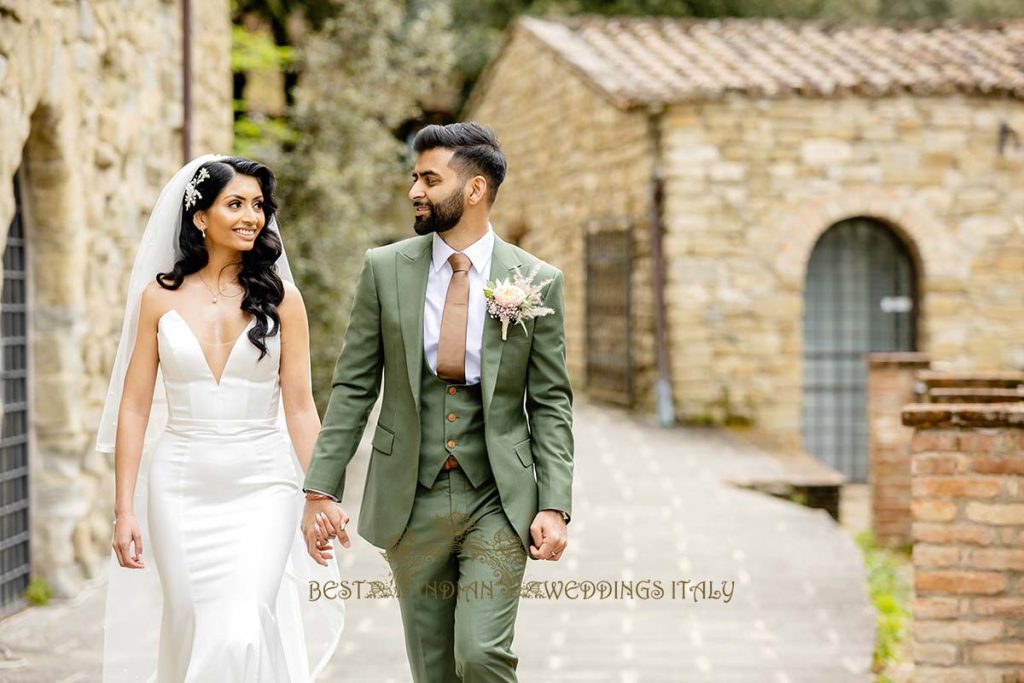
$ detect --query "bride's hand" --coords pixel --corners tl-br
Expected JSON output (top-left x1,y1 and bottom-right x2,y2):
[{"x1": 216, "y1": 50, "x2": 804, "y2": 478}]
[
  {"x1": 301, "y1": 500, "x2": 351, "y2": 566},
  {"x1": 112, "y1": 513, "x2": 145, "y2": 569}
]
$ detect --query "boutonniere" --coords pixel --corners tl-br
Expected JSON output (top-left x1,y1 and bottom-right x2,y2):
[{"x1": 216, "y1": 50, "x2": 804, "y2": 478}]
[{"x1": 484, "y1": 264, "x2": 555, "y2": 341}]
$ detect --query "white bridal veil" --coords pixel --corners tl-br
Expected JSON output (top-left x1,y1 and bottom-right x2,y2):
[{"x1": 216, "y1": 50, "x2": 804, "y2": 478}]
[{"x1": 96, "y1": 154, "x2": 345, "y2": 681}]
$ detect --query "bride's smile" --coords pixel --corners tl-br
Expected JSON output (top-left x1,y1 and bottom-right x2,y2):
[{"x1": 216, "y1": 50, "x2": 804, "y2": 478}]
[{"x1": 192, "y1": 173, "x2": 265, "y2": 250}]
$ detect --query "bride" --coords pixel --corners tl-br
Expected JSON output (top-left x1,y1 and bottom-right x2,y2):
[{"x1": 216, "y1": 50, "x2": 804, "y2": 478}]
[{"x1": 96, "y1": 154, "x2": 345, "y2": 681}]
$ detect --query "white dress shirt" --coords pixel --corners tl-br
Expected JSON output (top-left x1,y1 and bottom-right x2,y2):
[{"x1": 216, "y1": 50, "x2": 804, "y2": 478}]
[{"x1": 423, "y1": 226, "x2": 494, "y2": 385}]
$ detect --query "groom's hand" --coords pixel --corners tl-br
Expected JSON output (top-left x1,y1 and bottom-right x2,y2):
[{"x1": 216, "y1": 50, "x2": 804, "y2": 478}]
[
  {"x1": 302, "y1": 500, "x2": 351, "y2": 566},
  {"x1": 529, "y1": 510, "x2": 568, "y2": 561}
]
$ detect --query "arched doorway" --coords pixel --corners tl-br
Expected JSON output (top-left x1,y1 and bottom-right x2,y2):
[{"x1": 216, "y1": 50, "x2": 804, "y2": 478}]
[{"x1": 802, "y1": 218, "x2": 917, "y2": 482}]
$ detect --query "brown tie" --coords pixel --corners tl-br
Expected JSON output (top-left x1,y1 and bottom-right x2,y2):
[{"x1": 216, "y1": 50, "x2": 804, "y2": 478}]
[{"x1": 436, "y1": 252, "x2": 472, "y2": 383}]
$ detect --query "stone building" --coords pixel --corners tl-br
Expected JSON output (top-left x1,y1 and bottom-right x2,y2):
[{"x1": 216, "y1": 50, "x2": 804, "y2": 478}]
[
  {"x1": 466, "y1": 16, "x2": 1024, "y2": 482},
  {"x1": 0, "y1": 0, "x2": 231, "y2": 612}
]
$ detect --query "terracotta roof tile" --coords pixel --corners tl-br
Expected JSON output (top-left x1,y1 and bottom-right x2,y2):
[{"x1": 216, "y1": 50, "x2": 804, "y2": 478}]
[{"x1": 519, "y1": 16, "x2": 1024, "y2": 107}]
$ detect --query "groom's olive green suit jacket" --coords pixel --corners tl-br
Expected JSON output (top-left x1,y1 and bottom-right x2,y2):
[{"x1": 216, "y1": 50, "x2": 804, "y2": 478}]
[{"x1": 303, "y1": 233, "x2": 574, "y2": 552}]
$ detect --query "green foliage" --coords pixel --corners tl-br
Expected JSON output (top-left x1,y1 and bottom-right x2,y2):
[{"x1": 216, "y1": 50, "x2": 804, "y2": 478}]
[
  {"x1": 233, "y1": 114, "x2": 299, "y2": 159},
  {"x1": 723, "y1": 413, "x2": 753, "y2": 427},
  {"x1": 854, "y1": 530, "x2": 912, "y2": 673},
  {"x1": 231, "y1": 23, "x2": 297, "y2": 172},
  {"x1": 258, "y1": 0, "x2": 455, "y2": 409},
  {"x1": 945, "y1": 0, "x2": 1024, "y2": 18},
  {"x1": 231, "y1": 24, "x2": 293, "y2": 74},
  {"x1": 786, "y1": 489, "x2": 808, "y2": 505},
  {"x1": 24, "y1": 577, "x2": 52, "y2": 606}
]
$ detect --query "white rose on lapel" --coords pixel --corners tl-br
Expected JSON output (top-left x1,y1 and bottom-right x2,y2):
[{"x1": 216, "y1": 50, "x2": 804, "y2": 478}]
[{"x1": 484, "y1": 263, "x2": 555, "y2": 341}]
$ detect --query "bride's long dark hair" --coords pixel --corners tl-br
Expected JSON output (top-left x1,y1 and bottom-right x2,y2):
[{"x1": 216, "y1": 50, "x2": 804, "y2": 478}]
[{"x1": 157, "y1": 157, "x2": 284, "y2": 361}]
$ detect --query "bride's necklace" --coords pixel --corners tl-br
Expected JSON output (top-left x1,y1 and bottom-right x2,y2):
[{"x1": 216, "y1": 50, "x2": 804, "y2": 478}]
[{"x1": 196, "y1": 272, "x2": 242, "y2": 304}]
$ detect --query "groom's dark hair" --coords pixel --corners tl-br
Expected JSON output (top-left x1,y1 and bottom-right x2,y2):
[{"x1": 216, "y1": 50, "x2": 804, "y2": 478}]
[{"x1": 412, "y1": 122, "x2": 507, "y2": 204}]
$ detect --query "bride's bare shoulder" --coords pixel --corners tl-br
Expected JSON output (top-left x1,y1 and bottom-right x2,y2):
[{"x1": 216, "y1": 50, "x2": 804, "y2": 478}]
[
  {"x1": 139, "y1": 279, "x2": 176, "y2": 321},
  {"x1": 279, "y1": 280, "x2": 304, "y2": 310},
  {"x1": 277, "y1": 280, "x2": 307, "y2": 327}
]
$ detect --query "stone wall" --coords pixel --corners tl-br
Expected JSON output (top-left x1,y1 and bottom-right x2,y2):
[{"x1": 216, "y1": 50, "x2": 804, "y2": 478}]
[
  {"x1": 661, "y1": 95, "x2": 1024, "y2": 449},
  {"x1": 466, "y1": 25, "x2": 658, "y2": 411},
  {"x1": 903, "y1": 402, "x2": 1024, "y2": 681},
  {"x1": 869, "y1": 353, "x2": 931, "y2": 547},
  {"x1": 0, "y1": 0, "x2": 232, "y2": 596}
]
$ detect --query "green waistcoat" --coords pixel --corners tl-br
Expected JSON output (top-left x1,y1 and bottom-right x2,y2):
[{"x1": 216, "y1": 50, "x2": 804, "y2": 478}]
[{"x1": 418, "y1": 356, "x2": 492, "y2": 489}]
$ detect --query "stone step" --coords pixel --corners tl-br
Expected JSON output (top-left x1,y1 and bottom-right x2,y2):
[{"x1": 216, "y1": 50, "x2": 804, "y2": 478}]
[
  {"x1": 725, "y1": 450, "x2": 846, "y2": 521},
  {"x1": 915, "y1": 370, "x2": 1024, "y2": 391},
  {"x1": 927, "y1": 387, "x2": 1024, "y2": 403}
]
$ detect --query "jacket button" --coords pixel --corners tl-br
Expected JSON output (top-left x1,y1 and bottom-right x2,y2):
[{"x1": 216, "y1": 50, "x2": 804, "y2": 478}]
[
  {"x1": 447, "y1": 413, "x2": 457, "y2": 422},
  {"x1": 447, "y1": 439, "x2": 456, "y2": 449},
  {"x1": 447, "y1": 387, "x2": 457, "y2": 395}
]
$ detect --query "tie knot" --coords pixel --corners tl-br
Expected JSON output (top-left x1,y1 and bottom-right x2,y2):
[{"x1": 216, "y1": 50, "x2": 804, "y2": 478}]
[{"x1": 448, "y1": 252, "x2": 472, "y2": 273}]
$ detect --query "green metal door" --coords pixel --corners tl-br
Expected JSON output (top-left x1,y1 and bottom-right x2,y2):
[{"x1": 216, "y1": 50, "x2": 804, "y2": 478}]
[
  {"x1": 802, "y1": 218, "x2": 917, "y2": 482},
  {"x1": 585, "y1": 229, "x2": 633, "y2": 407},
  {"x1": 0, "y1": 171, "x2": 30, "y2": 616}
]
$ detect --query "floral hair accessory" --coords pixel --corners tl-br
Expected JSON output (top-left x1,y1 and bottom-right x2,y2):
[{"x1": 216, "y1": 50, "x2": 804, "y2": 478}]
[
  {"x1": 484, "y1": 263, "x2": 555, "y2": 341},
  {"x1": 183, "y1": 167, "x2": 211, "y2": 211}
]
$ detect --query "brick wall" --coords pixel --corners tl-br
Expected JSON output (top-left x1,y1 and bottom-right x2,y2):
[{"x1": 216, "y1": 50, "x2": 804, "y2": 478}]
[
  {"x1": 903, "y1": 402, "x2": 1024, "y2": 681},
  {"x1": 869, "y1": 353, "x2": 930, "y2": 547}
]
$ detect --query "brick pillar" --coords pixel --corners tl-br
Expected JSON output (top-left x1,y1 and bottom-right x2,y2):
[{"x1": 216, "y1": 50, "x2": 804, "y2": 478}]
[
  {"x1": 903, "y1": 402, "x2": 1024, "y2": 682},
  {"x1": 868, "y1": 352, "x2": 930, "y2": 547}
]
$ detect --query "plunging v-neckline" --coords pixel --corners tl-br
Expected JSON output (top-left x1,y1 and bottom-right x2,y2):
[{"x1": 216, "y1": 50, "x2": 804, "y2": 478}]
[{"x1": 161, "y1": 309, "x2": 255, "y2": 387}]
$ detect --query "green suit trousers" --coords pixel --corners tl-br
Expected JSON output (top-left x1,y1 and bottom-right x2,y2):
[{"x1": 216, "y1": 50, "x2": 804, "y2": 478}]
[{"x1": 385, "y1": 468, "x2": 528, "y2": 682}]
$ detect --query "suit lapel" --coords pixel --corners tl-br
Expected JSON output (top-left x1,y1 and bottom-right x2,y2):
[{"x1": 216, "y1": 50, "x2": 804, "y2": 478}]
[
  {"x1": 397, "y1": 232, "x2": 520, "y2": 415},
  {"x1": 396, "y1": 236, "x2": 432, "y2": 410},
  {"x1": 481, "y1": 236, "x2": 522, "y2": 415}
]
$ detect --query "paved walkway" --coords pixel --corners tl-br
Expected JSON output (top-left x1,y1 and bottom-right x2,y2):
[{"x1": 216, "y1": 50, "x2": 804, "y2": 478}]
[{"x1": 0, "y1": 400, "x2": 875, "y2": 682}]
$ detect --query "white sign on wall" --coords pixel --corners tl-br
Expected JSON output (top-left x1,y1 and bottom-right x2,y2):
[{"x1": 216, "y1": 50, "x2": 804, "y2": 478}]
[{"x1": 880, "y1": 296, "x2": 914, "y2": 313}]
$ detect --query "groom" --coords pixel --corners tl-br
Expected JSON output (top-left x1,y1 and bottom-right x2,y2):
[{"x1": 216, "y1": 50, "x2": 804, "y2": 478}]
[{"x1": 301, "y1": 122, "x2": 574, "y2": 681}]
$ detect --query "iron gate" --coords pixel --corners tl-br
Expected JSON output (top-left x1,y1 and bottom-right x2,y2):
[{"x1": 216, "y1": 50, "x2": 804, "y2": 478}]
[
  {"x1": 0, "y1": 172, "x2": 30, "y2": 615},
  {"x1": 585, "y1": 229, "x2": 633, "y2": 406},
  {"x1": 802, "y1": 218, "x2": 916, "y2": 482}
]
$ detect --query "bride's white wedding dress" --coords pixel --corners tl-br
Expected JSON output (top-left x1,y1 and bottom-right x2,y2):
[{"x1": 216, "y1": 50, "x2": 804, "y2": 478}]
[{"x1": 102, "y1": 308, "x2": 345, "y2": 682}]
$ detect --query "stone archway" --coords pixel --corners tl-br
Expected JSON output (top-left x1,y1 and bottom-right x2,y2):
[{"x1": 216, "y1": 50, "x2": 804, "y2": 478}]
[
  {"x1": 5, "y1": 101, "x2": 95, "y2": 599},
  {"x1": 800, "y1": 217, "x2": 919, "y2": 482},
  {"x1": 760, "y1": 190, "x2": 943, "y2": 460},
  {"x1": 770, "y1": 189, "x2": 956, "y2": 290},
  {"x1": 27, "y1": 104, "x2": 96, "y2": 597}
]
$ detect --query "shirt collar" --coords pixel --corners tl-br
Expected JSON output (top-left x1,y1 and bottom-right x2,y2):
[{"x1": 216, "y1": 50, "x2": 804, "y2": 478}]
[{"x1": 431, "y1": 224, "x2": 495, "y2": 275}]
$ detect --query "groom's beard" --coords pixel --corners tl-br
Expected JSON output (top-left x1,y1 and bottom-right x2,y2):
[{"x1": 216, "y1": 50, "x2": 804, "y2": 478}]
[{"x1": 413, "y1": 186, "x2": 465, "y2": 236}]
